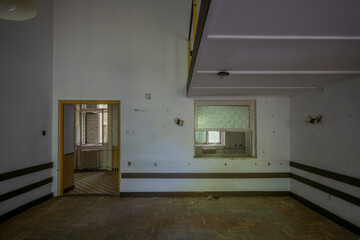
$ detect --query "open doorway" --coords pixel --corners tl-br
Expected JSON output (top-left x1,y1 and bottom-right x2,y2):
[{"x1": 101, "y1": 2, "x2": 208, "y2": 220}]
[{"x1": 59, "y1": 101, "x2": 120, "y2": 196}]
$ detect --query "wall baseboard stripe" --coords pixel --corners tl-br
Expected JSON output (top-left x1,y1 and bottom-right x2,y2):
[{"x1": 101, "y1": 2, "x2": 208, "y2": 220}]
[
  {"x1": 290, "y1": 193, "x2": 360, "y2": 235},
  {"x1": 0, "y1": 177, "x2": 53, "y2": 202},
  {"x1": 122, "y1": 172, "x2": 290, "y2": 179},
  {"x1": 0, "y1": 162, "x2": 53, "y2": 182},
  {"x1": 120, "y1": 191, "x2": 290, "y2": 197},
  {"x1": 0, "y1": 193, "x2": 53, "y2": 224},
  {"x1": 290, "y1": 161, "x2": 360, "y2": 187},
  {"x1": 291, "y1": 173, "x2": 360, "y2": 207}
]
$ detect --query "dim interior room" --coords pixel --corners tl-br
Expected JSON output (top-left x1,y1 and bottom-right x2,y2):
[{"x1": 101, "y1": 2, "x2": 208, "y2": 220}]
[{"x1": 0, "y1": 0, "x2": 359, "y2": 239}]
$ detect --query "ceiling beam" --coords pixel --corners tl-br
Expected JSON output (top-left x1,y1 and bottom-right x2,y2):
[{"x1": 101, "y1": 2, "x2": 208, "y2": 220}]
[
  {"x1": 207, "y1": 35, "x2": 360, "y2": 41},
  {"x1": 192, "y1": 87, "x2": 319, "y2": 89},
  {"x1": 197, "y1": 71, "x2": 360, "y2": 75},
  {"x1": 186, "y1": 0, "x2": 212, "y2": 96}
]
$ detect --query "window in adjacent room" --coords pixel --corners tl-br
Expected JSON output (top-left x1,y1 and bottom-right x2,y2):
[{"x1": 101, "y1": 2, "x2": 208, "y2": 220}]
[
  {"x1": 78, "y1": 104, "x2": 109, "y2": 144},
  {"x1": 194, "y1": 100, "x2": 256, "y2": 158}
]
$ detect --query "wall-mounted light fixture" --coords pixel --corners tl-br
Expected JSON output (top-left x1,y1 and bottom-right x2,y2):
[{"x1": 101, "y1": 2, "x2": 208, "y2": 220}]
[
  {"x1": 217, "y1": 71, "x2": 229, "y2": 79},
  {"x1": 175, "y1": 118, "x2": 184, "y2": 127},
  {"x1": 0, "y1": 0, "x2": 37, "y2": 21},
  {"x1": 306, "y1": 115, "x2": 323, "y2": 124}
]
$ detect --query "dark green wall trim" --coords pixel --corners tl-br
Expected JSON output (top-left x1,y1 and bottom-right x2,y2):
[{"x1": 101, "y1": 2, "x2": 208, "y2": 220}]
[
  {"x1": 290, "y1": 161, "x2": 360, "y2": 187},
  {"x1": 0, "y1": 193, "x2": 53, "y2": 224},
  {"x1": 290, "y1": 193, "x2": 360, "y2": 235},
  {"x1": 186, "y1": 0, "x2": 211, "y2": 95},
  {"x1": 291, "y1": 173, "x2": 360, "y2": 207},
  {"x1": 0, "y1": 162, "x2": 53, "y2": 182},
  {"x1": 120, "y1": 191, "x2": 290, "y2": 198},
  {"x1": 0, "y1": 177, "x2": 53, "y2": 202},
  {"x1": 122, "y1": 172, "x2": 290, "y2": 179}
]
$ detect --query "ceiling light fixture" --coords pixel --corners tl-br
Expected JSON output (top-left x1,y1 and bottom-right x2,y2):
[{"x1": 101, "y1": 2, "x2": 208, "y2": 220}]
[
  {"x1": 217, "y1": 71, "x2": 230, "y2": 79},
  {"x1": 0, "y1": 0, "x2": 37, "y2": 21}
]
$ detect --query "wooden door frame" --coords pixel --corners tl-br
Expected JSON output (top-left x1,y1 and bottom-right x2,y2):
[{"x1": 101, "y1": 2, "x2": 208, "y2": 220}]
[{"x1": 59, "y1": 100, "x2": 121, "y2": 195}]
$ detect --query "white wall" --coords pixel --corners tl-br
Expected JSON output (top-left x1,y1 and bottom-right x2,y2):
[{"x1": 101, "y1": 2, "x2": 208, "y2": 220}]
[
  {"x1": 53, "y1": 0, "x2": 290, "y2": 195},
  {"x1": 290, "y1": 76, "x2": 360, "y2": 226},
  {"x1": 0, "y1": 1, "x2": 53, "y2": 215}
]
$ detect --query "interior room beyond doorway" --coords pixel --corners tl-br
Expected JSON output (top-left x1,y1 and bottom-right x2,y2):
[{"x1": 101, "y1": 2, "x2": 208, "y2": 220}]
[{"x1": 60, "y1": 101, "x2": 120, "y2": 196}]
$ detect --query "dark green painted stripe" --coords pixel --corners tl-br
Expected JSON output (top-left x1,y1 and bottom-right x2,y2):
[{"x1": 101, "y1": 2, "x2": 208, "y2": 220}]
[
  {"x1": 120, "y1": 191, "x2": 290, "y2": 198},
  {"x1": 0, "y1": 193, "x2": 53, "y2": 223},
  {"x1": 290, "y1": 161, "x2": 360, "y2": 187},
  {"x1": 186, "y1": 0, "x2": 211, "y2": 95},
  {"x1": 290, "y1": 193, "x2": 360, "y2": 236},
  {"x1": 291, "y1": 173, "x2": 360, "y2": 207},
  {"x1": 0, "y1": 177, "x2": 53, "y2": 202},
  {"x1": 122, "y1": 172, "x2": 290, "y2": 179},
  {"x1": 0, "y1": 162, "x2": 53, "y2": 182}
]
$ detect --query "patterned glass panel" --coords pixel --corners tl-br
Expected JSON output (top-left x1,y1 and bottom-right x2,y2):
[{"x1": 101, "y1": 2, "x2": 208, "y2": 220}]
[
  {"x1": 97, "y1": 104, "x2": 108, "y2": 109},
  {"x1": 195, "y1": 131, "x2": 206, "y2": 144},
  {"x1": 197, "y1": 106, "x2": 250, "y2": 129},
  {"x1": 208, "y1": 131, "x2": 220, "y2": 143}
]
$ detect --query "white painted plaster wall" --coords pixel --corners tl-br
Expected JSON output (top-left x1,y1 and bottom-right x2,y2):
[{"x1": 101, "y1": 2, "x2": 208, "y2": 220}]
[
  {"x1": 0, "y1": 1, "x2": 53, "y2": 214},
  {"x1": 290, "y1": 76, "x2": 360, "y2": 226},
  {"x1": 52, "y1": 0, "x2": 290, "y2": 195}
]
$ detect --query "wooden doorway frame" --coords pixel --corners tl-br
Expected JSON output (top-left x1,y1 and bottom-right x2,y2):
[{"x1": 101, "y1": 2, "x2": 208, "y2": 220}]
[{"x1": 59, "y1": 100, "x2": 121, "y2": 195}]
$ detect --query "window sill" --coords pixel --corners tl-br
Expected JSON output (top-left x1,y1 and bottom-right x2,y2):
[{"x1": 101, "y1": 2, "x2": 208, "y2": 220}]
[
  {"x1": 194, "y1": 154, "x2": 255, "y2": 159},
  {"x1": 195, "y1": 144, "x2": 225, "y2": 147}
]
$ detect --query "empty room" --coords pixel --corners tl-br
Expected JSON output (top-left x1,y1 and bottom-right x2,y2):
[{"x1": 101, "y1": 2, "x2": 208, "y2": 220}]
[{"x1": 0, "y1": 0, "x2": 359, "y2": 239}]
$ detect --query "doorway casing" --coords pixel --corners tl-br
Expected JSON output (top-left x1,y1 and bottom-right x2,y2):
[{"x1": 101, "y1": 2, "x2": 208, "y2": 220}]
[{"x1": 59, "y1": 100, "x2": 121, "y2": 195}]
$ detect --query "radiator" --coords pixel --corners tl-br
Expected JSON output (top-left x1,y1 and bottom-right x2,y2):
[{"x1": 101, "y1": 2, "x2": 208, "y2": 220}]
[{"x1": 78, "y1": 149, "x2": 100, "y2": 170}]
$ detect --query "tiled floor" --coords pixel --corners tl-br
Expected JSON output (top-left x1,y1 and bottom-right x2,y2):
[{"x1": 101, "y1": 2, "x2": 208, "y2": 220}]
[
  {"x1": 66, "y1": 171, "x2": 118, "y2": 195},
  {"x1": 0, "y1": 196, "x2": 358, "y2": 240}
]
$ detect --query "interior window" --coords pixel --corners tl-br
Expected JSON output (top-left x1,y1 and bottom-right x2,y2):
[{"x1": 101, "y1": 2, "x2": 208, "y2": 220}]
[{"x1": 194, "y1": 100, "x2": 256, "y2": 158}]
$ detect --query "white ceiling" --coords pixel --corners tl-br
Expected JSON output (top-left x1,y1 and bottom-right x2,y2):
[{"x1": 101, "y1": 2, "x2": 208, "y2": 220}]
[{"x1": 187, "y1": 0, "x2": 360, "y2": 97}]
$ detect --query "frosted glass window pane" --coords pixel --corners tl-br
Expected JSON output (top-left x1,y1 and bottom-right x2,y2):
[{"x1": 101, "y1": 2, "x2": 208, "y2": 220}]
[
  {"x1": 197, "y1": 106, "x2": 249, "y2": 129},
  {"x1": 103, "y1": 111, "x2": 108, "y2": 125},
  {"x1": 208, "y1": 131, "x2": 220, "y2": 143},
  {"x1": 97, "y1": 104, "x2": 108, "y2": 109},
  {"x1": 195, "y1": 131, "x2": 206, "y2": 144},
  {"x1": 84, "y1": 104, "x2": 96, "y2": 109}
]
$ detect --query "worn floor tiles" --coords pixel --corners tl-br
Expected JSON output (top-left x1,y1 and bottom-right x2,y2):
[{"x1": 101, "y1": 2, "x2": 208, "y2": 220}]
[
  {"x1": 0, "y1": 196, "x2": 358, "y2": 240},
  {"x1": 66, "y1": 171, "x2": 118, "y2": 195}
]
